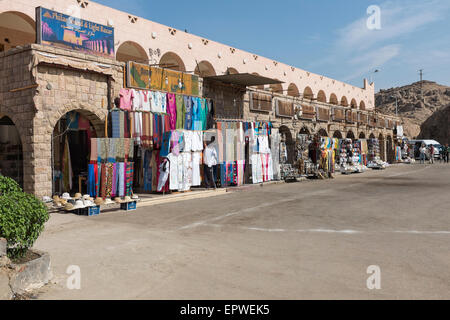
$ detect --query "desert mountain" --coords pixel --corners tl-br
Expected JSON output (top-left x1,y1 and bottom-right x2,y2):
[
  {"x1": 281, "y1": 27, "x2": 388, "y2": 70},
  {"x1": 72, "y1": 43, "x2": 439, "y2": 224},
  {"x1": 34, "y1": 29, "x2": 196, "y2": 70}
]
[{"x1": 375, "y1": 80, "x2": 450, "y2": 139}]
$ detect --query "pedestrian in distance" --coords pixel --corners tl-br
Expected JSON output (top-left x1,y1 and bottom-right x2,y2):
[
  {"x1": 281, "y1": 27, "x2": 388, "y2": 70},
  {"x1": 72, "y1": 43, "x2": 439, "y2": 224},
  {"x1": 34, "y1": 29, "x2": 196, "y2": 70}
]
[
  {"x1": 429, "y1": 145, "x2": 435, "y2": 164},
  {"x1": 419, "y1": 144, "x2": 427, "y2": 164},
  {"x1": 444, "y1": 143, "x2": 450, "y2": 163},
  {"x1": 203, "y1": 136, "x2": 218, "y2": 189}
]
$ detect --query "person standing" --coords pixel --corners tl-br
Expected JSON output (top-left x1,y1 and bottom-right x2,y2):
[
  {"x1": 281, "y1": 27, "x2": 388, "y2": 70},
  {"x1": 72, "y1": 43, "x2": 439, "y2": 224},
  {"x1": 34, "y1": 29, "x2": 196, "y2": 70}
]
[
  {"x1": 444, "y1": 143, "x2": 450, "y2": 163},
  {"x1": 419, "y1": 144, "x2": 426, "y2": 164},
  {"x1": 203, "y1": 136, "x2": 218, "y2": 189},
  {"x1": 429, "y1": 145, "x2": 435, "y2": 164}
]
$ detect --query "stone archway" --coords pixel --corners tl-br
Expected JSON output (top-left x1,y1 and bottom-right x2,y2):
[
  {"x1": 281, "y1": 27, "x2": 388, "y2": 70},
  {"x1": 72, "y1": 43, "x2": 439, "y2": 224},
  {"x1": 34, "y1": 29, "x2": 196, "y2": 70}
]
[
  {"x1": 0, "y1": 115, "x2": 24, "y2": 188},
  {"x1": 333, "y1": 130, "x2": 343, "y2": 139},
  {"x1": 379, "y1": 133, "x2": 386, "y2": 161},
  {"x1": 51, "y1": 109, "x2": 104, "y2": 195},
  {"x1": 279, "y1": 125, "x2": 295, "y2": 164},
  {"x1": 299, "y1": 126, "x2": 310, "y2": 135},
  {"x1": 359, "y1": 132, "x2": 366, "y2": 139},
  {"x1": 346, "y1": 130, "x2": 355, "y2": 140},
  {"x1": 386, "y1": 135, "x2": 394, "y2": 163},
  {"x1": 369, "y1": 133, "x2": 376, "y2": 139},
  {"x1": 318, "y1": 128, "x2": 328, "y2": 137}
]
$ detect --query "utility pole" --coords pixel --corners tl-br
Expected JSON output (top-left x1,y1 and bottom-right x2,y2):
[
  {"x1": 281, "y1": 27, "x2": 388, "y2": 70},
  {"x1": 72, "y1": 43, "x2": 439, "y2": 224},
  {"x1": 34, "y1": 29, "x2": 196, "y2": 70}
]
[{"x1": 419, "y1": 69, "x2": 424, "y2": 102}]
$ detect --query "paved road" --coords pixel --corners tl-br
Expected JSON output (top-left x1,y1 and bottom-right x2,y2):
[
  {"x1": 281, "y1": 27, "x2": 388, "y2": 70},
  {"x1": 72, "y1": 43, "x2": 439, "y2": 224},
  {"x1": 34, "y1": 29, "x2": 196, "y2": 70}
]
[{"x1": 34, "y1": 163, "x2": 450, "y2": 299}]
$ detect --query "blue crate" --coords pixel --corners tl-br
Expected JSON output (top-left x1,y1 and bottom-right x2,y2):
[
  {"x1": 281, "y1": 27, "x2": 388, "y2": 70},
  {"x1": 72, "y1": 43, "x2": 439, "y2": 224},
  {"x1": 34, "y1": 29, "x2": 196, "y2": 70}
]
[
  {"x1": 88, "y1": 205, "x2": 101, "y2": 216},
  {"x1": 120, "y1": 201, "x2": 137, "y2": 211},
  {"x1": 76, "y1": 206, "x2": 100, "y2": 216}
]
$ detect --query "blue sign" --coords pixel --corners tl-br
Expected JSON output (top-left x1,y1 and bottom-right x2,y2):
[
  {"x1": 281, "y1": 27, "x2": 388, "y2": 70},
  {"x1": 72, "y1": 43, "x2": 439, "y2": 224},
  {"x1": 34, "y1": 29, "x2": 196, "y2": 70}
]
[{"x1": 36, "y1": 7, "x2": 115, "y2": 58}]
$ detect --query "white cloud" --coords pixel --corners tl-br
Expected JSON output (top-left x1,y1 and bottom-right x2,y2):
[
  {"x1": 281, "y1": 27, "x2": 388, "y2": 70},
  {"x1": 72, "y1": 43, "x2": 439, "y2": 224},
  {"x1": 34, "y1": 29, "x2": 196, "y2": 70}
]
[
  {"x1": 314, "y1": 0, "x2": 450, "y2": 84},
  {"x1": 342, "y1": 44, "x2": 401, "y2": 81},
  {"x1": 337, "y1": 0, "x2": 450, "y2": 52}
]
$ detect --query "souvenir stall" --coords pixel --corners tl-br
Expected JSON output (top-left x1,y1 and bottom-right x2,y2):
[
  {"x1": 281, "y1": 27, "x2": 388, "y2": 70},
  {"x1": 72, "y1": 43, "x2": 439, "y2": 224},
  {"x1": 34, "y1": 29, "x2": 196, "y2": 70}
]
[
  {"x1": 214, "y1": 120, "x2": 274, "y2": 186},
  {"x1": 358, "y1": 139, "x2": 369, "y2": 166},
  {"x1": 112, "y1": 87, "x2": 215, "y2": 194},
  {"x1": 367, "y1": 138, "x2": 389, "y2": 169},
  {"x1": 279, "y1": 131, "x2": 299, "y2": 181},
  {"x1": 296, "y1": 134, "x2": 316, "y2": 177},
  {"x1": 87, "y1": 137, "x2": 136, "y2": 199},
  {"x1": 318, "y1": 137, "x2": 337, "y2": 177},
  {"x1": 52, "y1": 111, "x2": 97, "y2": 195}
]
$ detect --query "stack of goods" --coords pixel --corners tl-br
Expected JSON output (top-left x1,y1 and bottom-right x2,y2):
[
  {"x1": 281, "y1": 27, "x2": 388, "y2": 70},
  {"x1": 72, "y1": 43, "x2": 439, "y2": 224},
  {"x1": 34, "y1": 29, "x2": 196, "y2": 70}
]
[
  {"x1": 87, "y1": 138, "x2": 135, "y2": 200},
  {"x1": 350, "y1": 140, "x2": 367, "y2": 173},
  {"x1": 366, "y1": 138, "x2": 388, "y2": 169},
  {"x1": 296, "y1": 134, "x2": 314, "y2": 176},
  {"x1": 367, "y1": 139, "x2": 380, "y2": 161},
  {"x1": 140, "y1": 130, "x2": 204, "y2": 193},
  {"x1": 338, "y1": 139, "x2": 355, "y2": 174}
]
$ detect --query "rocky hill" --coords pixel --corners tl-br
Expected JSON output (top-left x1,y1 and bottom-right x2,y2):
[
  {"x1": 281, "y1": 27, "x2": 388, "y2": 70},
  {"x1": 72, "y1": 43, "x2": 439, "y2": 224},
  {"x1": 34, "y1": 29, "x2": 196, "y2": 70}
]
[
  {"x1": 375, "y1": 81, "x2": 450, "y2": 139},
  {"x1": 418, "y1": 104, "x2": 450, "y2": 145}
]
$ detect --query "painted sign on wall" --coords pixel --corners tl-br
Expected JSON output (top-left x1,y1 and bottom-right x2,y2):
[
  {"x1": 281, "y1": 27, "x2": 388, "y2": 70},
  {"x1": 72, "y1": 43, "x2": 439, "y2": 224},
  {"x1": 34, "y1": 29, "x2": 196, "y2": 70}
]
[
  {"x1": 36, "y1": 7, "x2": 115, "y2": 58},
  {"x1": 127, "y1": 61, "x2": 199, "y2": 96}
]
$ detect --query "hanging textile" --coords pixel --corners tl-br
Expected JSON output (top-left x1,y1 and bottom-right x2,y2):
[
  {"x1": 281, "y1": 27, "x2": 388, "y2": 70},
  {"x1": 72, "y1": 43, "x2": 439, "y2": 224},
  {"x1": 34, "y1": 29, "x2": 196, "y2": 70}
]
[{"x1": 62, "y1": 135, "x2": 73, "y2": 191}]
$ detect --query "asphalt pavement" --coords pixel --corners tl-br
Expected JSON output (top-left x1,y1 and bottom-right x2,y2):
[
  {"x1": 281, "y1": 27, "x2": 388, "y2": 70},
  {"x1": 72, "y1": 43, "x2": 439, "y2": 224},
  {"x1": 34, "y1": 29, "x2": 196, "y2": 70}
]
[{"x1": 34, "y1": 163, "x2": 450, "y2": 299}]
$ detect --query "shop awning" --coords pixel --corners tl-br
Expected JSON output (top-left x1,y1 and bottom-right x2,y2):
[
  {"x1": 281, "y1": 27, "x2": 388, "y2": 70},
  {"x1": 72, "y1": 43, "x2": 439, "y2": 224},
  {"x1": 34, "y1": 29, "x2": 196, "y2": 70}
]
[{"x1": 203, "y1": 73, "x2": 284, "y2": 87}]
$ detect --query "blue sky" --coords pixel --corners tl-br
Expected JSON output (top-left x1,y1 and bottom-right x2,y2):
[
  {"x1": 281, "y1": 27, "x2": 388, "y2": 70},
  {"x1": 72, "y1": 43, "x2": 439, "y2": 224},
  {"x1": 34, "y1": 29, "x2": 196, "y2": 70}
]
[{"x1": 95, "y1": 0, "x2": 450, "y2": 91}]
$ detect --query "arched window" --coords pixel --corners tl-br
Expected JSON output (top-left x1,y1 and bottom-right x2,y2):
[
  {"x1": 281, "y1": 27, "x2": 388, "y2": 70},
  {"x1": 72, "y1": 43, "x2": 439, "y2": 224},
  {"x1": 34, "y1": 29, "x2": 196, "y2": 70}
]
[
  {"x1": 226, "y1": 67, "x2": 238, "y2": 75},
  {"x1": 0, "y1": 11, "x2": 36, "y2": 52},
  {"x1": 350, "y1": 98, "x2": 357, "y2": 109},
  {"x1": 270, "y1": 83, "x2": 283, "y2": 94},
  {"x1": 194, "y1": 60, "x2": 216, "y2": 77},
  {"x1": 287, "y1": 83, "x2": 300, "y2": 97},
  {"x1": 329, "y1": 93, "x2": 338, "y2": 105},
  {"x1": 359, "y1": 101, "x2": 366, "y2": 110},
  {"x1": 116, "y1": 41, "x2": 148, "y2": 63},
  {"x1": 159, "y1": 52, "x2": 186, "y2": 72},
  {"x1": 303, "y1": 87, "x2": 314, "y2": 100},
  {"x1": 317, "y1": 90, "x2": 327, "y2": 103},
  {"x1": 340, "y1": 96, "x2": 349, "y2": 107}
]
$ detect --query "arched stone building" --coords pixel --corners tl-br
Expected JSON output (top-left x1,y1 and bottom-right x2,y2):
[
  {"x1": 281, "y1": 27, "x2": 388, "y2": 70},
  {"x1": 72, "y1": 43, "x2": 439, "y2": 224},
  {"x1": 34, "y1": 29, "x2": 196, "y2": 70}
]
[{"x1": 0, "y1": 1, "x2": 398, "y2": 196}]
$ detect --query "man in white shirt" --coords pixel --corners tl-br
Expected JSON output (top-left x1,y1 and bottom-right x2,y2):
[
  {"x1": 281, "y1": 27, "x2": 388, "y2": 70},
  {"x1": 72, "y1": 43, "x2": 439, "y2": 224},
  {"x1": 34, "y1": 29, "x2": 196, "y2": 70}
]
[{"x1": 203, "y1": 136, "x2": 218, "y2": 189}]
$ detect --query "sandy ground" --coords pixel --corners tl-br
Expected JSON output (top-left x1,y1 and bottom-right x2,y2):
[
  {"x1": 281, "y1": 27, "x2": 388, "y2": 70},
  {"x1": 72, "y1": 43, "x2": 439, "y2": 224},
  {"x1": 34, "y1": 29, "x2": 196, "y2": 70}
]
[{"x1": 33, "y1": 163, "x2": 450, "y2": 299}]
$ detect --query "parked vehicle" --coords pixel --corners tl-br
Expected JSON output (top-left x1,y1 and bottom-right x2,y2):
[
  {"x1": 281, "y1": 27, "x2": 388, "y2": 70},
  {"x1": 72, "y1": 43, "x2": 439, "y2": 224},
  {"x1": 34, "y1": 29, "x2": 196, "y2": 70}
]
[{"x1": 409, "y1": 140, "x2": 442, "y2": 159}]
